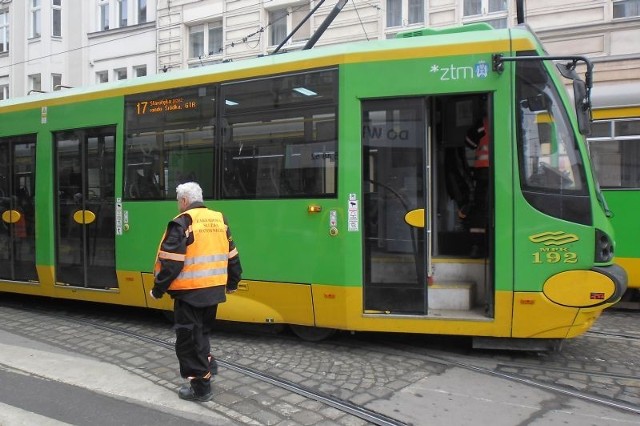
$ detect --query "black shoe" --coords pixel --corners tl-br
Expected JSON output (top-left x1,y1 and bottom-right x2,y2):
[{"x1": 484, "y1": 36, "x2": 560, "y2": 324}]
[{"x1": 178, "y1": 384, "x2": 213, "y2": 402}]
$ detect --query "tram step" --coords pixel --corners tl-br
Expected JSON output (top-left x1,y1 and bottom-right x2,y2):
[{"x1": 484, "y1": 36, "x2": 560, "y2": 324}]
[{"x1": 429, "y1": 281, "x2": 473, "y2": 310}]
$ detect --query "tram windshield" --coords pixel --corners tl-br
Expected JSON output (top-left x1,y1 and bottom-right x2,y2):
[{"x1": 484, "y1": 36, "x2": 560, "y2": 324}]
[{"x1": 515, "y1": 53, "x2": 591, "y2": 225}]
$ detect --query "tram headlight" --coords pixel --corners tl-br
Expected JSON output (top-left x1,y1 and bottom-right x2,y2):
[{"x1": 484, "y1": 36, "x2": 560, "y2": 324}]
[{"x1": 595, "y1": 229, "x2": 614, "y2": 263}]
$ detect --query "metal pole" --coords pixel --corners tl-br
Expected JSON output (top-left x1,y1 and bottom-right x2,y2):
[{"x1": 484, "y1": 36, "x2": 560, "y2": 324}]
[
  {"x1": 273, "y1": 0, "x2": 326, "y2": 54},
  {"x1": 303, "y1": 0, "x2": 348, "y2": 50}
]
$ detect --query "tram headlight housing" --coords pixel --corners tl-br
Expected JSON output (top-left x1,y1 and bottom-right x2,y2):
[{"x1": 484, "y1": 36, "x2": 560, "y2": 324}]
[{"x1": 595, "y1": 229, "x2": 614, "y2": 263}]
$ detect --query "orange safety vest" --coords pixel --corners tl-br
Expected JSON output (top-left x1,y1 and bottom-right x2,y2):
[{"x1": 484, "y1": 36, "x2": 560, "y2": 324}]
[
  {"x1": 155, "y1": 208, "x2": 230, "y2": 291},
  {"x1": 474, "y1": 117, "x2": 490, "y2": 169}
]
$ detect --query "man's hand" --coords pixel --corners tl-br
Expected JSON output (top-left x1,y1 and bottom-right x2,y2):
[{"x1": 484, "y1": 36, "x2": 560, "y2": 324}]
[{"x1": 149, "y1": 289, "x2": 160, "y2": 300}]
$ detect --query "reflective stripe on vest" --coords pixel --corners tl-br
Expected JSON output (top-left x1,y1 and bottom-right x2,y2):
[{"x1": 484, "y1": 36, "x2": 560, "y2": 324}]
[{"x1": 155, "y1": 208, "x2": 230, "y2": 291}]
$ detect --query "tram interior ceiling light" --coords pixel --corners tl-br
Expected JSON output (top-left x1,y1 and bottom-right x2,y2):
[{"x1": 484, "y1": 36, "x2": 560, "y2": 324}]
[{"x1": 293, "y1": 87, "x2": 317, "y2": 96}]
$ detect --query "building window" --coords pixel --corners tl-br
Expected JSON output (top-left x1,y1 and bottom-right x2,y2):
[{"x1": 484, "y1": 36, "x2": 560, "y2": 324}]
[
  {"x1": 614, "y1": 0, "x2": 640, "y2": 18},
  {"x1": 408, "y1": 0, "x2": 424, "y2": 24},
  {"x1": 52, "y1": 0, "x2": 62, "y2": 37},
  {"x1": 0, "y1": 10, "x2": 8, "y2": 53},
  {"x1": 115, "y1": 68, "x2": 127, "y2": 80},
  {"x1": 96, "y1": 71, "x2": 108, "y2": 84},
  {"x1": 52, "y1": 74, "x2": 62, "y2": 91},
  {"x1": 134, "y1": 65, "x2": 147, "y2": 77},
  {"x1": 208, "y1": 23, "x2": 223, "y2": 55},
  {"x1": 137, "y1": 0, "x2": 147, "y2": 23},
  {"x1": 462, "y1": 0, "x2": 508, "y2": 28},
  {"x1": 29, "y1": 74, "x2": 42, "y2": 92},
  {"x1": 189, "y1": 21, "x2": 222, "y2": 59},
  {"x1": 118, "y1": 0, "x2": 128, "y2": 27},
  {"x1": 31, "y1": 0, "x2": 42, "y2": 38},
  {"x1": 268, "y1": 5, "x2": 310, "y2": 47},
  {"x1": 387, "y1": 0, "x2": 401, "y2": 27},
  {"x1": 99, "y1": 0, "x2": 109, "y2": 31},
  {"x1": 464, "y1": 0, "x2": 507, "y2": 15},
  {"x1": 189, "y1": 25, "x2": 204, "y2": 58},
  {"x1": 0, "y1": 84, "x2": 8, "y2": 100},
  {"x1": 269, "y1": 9, "x2": 288, "y2": 46},
  {"x1": 386, "y1": 0, "x2": 424, "y2": 27}
]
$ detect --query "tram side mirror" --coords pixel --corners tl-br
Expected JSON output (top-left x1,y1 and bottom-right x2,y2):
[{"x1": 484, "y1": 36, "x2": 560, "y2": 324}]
[
  {"x1": 556, "y1": 62, "x2": 579, "y2": 80},
  {"x1": 573, "y1": 79, "x2": 591, "y2": 136}
]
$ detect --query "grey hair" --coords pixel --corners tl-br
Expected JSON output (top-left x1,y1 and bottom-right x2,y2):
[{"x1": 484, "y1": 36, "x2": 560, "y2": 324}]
[{"x1": 176, "y1": 182, "x2": 203, "y2": 204}]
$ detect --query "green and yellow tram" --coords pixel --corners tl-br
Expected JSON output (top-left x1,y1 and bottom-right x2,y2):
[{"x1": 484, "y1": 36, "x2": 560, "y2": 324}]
[
  {"x1": 588, "y1": 81, "x2": 640, "y2": 306},
  {"x1": 0, "y1": 22, "x2": 627, "y2": 348}
]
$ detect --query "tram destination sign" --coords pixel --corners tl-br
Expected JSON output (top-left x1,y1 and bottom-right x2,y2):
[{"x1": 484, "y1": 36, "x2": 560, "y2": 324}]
[
  {"x1": 134, "y1": 97, "x2": 198, "y2": 116},
  {"x1": 126, "y1": 85, "x2": 216, "y2": 132}
]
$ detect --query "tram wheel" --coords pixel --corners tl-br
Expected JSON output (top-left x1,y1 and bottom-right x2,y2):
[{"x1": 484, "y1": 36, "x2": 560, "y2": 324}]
[{"x1": 289, "y1": 325, "x2": 336, "y2": 342}]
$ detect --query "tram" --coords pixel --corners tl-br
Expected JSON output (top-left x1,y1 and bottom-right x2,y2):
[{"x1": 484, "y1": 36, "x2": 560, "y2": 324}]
[
  {"x1": 588, "y1": 81, "x2": 640, "y2": 307},
  {"x1": 0, "y1": 21, "x2": 627, "y2": 349}
]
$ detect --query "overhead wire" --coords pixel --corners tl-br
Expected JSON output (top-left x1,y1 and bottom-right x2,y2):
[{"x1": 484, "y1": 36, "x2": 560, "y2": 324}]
[{"x1": 0, "y1": 0, "x2": 382, "y2": 72}]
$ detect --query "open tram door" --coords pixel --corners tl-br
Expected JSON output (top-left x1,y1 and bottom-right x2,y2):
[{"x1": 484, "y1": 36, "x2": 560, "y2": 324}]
[
  {"x1": 53, "y1": 127, "x2": 118, "y2": 289},
  {"x1": 362, "y1": 95, "x2": 494, "y2": 318}
]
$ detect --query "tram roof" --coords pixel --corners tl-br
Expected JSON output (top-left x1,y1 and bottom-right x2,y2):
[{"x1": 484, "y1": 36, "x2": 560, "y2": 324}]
[
  {"x1": 0, "y1": 25, "x2": 539, "y2": 112},
  {"x1": 591, "y1": 81, "x2": 640, "y2": 109}
]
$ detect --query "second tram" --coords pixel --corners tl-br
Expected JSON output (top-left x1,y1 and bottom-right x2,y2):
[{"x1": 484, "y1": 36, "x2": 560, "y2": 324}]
[{"x1": 588, "y1": 81, "x2": 640, "y2": 306}]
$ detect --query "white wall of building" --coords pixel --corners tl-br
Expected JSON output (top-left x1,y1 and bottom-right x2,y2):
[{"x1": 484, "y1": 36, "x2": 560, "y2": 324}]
[{"x1": 0, "y1": 0, "x2": 639, "y2": 99}]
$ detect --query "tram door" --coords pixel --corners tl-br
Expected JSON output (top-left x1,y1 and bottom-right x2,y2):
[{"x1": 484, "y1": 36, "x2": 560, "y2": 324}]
[
  {"x1": 54, "y1": 127, "x2": 117, "y2": 288},
  {"x1": 0, "y1": 135, "x2": 38, "y2": 282},
  {"x1": 362, "y1": 99, "x2": 428, "y2": 314}
]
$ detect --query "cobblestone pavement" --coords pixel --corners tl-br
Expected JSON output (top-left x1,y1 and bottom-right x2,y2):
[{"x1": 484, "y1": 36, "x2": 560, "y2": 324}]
[{"x1": 0, "y1": 294, "x2": 639, "y2": 425}]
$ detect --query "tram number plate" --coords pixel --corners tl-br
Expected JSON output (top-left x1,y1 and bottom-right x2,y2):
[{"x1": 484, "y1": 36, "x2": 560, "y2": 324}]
[{"x1": 532, "y1": 250, "x2": 578, "y2": 264}]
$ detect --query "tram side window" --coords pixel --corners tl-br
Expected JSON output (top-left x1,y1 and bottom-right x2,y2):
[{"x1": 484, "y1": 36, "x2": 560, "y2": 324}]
[
  {"x1": 515, "y1": 53, "x2": 590, "y2": 225},
  {"x1": 124, "y1": 84, "x2": 216, "y2": 200},
  {"x1": 221, "y1": 69, "x2": 338, "y2": 199},
  {"x1": 588, "y1": 118, "x2": 640, "y2": 188}
]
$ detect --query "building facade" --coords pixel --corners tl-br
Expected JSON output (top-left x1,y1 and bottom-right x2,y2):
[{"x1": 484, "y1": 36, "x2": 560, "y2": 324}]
[{"x1": 0, "y1": 0, "x2": 638, "y2": 99}]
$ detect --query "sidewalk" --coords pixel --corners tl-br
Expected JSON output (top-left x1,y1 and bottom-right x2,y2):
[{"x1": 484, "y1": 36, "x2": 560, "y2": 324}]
[{"x1": 0, "y1": 330, "x2": 235, "y2": 426}]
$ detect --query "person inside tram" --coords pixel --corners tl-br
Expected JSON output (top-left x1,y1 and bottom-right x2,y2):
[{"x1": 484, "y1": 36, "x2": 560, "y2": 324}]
[{"x1": 462, "y1": 109, "x2": 490, "y2": 258}]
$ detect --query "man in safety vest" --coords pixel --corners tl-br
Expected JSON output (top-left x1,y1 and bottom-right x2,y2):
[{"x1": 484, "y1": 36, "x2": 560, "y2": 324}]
[
  {"x1": 464, "y1": 115, "x2": 490, "y2": 257},
  {"x1": 150, "y1": 181, "x2": 242, "y2": 402}
]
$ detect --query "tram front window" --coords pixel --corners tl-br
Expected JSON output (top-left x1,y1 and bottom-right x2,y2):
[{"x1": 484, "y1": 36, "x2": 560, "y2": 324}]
[{"x1": 515, "y1": 53, "x2": 591, "y2": 225}]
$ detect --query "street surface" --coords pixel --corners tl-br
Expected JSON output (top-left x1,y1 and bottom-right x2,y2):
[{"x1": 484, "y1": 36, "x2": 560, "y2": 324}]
[{"x1": 0, "y1": 294, "x2": 638, "y2": 425}]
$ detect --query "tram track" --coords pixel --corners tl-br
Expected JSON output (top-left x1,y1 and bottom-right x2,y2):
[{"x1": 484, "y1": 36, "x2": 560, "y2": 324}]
[
  {"x1": 422, "y1": 353, "x2": 640, "y2": 416},
  {"x1": 0, "y1": 300, "x2": 407, "y2": 426},
  {"x1": 340, "y1": 334, "x2": 640, "y2": 416},
  {"x1": 76, "y1": 319, "x2": 407, "y2": 426},
  {"x1": 585, "y1": 329, "x2": 640, "y2": 342},
  {"x1": 2, "y1": 296, "x2": 639, "y2": 421}
]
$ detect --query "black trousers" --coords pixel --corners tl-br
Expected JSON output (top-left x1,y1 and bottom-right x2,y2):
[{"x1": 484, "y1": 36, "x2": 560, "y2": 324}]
[{"x1": 173, "y1": 298, "x2": 218, "y2": 379}]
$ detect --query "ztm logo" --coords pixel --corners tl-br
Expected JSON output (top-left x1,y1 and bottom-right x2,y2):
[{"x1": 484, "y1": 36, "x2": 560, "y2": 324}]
[
  {"x1": 528, "y1": 231, "x2": 579, "y2": 246},
  {"x1": 429, "y1": 60, "x2": 488, "y2": 81}
]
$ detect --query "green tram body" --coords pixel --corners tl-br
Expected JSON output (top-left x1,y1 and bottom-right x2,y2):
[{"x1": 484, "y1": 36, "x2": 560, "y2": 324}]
[
  {"x1": 589, "y1": 81, "x2": 640, "y2": 305},
  {"x1": 0, "y1": 24, "x2": 627, "y2": 347}
]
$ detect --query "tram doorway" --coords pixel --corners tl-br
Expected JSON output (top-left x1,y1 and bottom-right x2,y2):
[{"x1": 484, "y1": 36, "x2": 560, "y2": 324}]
[
  {"x1": 54, "y1": 127, "x2": 118, "y2": 288},
  {"x1": 361, "y1": 95, "x2": 493, "y2": 316},
  {"x1": 0, "y1": 135, "x2": 37, "y2": 282}
]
